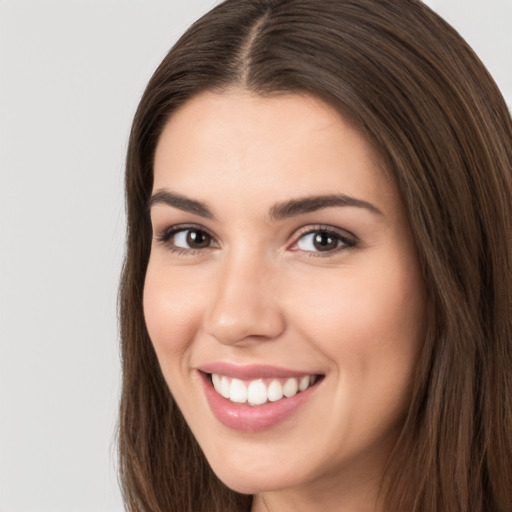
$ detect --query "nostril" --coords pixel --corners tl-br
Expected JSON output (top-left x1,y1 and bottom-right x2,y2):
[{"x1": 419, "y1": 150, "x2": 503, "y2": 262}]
[{"x1": 205, "y1": 311, "x2": 286, "y2": 347}]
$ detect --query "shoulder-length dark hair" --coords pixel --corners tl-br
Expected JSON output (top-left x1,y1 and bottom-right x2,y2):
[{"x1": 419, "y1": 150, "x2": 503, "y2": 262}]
[{"x1": 119, "y1": 1, "x2": 512, "y2": 510}]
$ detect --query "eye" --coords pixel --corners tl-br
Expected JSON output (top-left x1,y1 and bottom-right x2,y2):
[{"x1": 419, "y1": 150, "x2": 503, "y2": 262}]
[
  {"x1": 173, "y1": 228, "x2": 212, "y2": 249},
  {"x1": 293, "y1": 227, "x2": 356, "y2": 254},
  {"x1": 156, "y1": 225, "x2": 218, "y2": 253}
]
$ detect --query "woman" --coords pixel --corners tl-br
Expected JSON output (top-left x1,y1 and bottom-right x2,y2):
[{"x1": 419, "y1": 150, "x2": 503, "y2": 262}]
[{"x1": 118, "y1": 1, "x2": 512, "y2": 510}]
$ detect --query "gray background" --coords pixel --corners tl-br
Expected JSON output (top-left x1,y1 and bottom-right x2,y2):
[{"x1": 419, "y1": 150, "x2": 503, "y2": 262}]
[{"x1": 0, "y1": 1, "x2": 510, "y2": 511}]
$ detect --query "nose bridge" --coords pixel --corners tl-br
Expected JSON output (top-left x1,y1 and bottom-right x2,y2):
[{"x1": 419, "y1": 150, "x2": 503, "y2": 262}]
[{"x1": 205, "y1": 246, "x2": 285, "y2": 346}]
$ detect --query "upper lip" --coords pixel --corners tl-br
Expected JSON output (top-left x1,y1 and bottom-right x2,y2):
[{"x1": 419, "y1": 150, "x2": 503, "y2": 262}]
[{"x1": 198, "y1": 362, "x2": 321, "y2": 380}]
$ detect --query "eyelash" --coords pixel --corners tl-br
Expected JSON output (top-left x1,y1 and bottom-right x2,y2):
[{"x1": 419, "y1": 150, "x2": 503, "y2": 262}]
[
  {"x1": 290, "y1": 225, "x2": 357, "y2": 256},
  {"x1": 155, "y1": 223, "x2": 357, "y2": 257},
  {"x1": 156, "y1": 224, "x2": 217, "y2": 256}
]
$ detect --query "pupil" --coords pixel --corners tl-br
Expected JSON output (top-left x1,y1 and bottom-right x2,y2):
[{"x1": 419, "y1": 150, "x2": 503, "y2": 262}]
[
  {"x1": 313, "y1": 232, "x2": 337, "y2": 251},
  {"x1": 186, "y1": 230, "x2": 210, "y2": 248}
]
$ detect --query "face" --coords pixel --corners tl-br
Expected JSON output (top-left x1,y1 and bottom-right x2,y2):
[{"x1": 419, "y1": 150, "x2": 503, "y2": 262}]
[{"x1": 144, "y1": 91, "x2": 426, "y2": 509}]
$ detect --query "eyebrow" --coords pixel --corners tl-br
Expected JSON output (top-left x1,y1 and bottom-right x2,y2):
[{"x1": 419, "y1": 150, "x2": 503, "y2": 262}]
[
  {"x1": 268, "y1": 194, "x2": 383, "y2": 221},
  {"x1": 148, "y1": 190, "x2": 383, "y2": 220},
  {"x1": 148, "y1": 190, "x2": 214, "y2": 218}
]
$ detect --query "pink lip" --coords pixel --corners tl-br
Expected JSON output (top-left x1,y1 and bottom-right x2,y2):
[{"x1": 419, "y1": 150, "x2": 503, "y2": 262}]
[
  {"x1": 198, "y1": 362, "x2": 314, "y2": 380},
  {"x1": 198, "y1": 366, "x2": 322, "y2": 432}
]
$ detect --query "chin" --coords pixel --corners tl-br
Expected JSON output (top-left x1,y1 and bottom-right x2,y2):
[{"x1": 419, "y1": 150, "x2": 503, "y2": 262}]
[{"x1": 210, "y1": 461, "x2": 300, "y2": 495}]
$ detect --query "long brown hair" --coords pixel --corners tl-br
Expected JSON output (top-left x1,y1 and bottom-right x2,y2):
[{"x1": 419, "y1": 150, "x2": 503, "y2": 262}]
[{"x1": 119, "y1": 1, "x2": 512, "y2": 510}]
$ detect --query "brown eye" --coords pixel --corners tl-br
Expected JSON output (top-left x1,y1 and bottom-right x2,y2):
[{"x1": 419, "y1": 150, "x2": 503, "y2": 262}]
[
  {"x1": 295, "y1": 228, "x2": 356, "y2": 254},
  {"x1": 312, "y1": 232, "x2": 339, "y2": 251},
  {"x1": 185, "y1": 229, "x2": 211, "y2": 248},
  {"x1": 170, "y1": 228, "x2": 213, "y2": 250}
]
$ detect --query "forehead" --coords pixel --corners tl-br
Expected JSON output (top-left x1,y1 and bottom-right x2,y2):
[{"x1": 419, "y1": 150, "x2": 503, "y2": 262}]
[{"x1": 153, "y1": 90, "x2": 400, "y2": 222}]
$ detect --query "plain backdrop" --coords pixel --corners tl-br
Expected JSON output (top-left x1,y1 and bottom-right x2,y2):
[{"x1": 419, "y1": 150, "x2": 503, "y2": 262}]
[{"x1": 0, "y1": 1, "x2": 510, "y2": 511}]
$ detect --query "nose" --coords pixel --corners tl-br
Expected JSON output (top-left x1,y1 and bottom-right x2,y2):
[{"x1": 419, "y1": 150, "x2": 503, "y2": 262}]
[{"x1": 204, "y1": 252, "x2": 286, "y2": 347}]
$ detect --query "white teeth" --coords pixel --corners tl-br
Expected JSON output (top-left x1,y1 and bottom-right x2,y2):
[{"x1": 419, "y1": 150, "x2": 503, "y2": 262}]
[
  {"x1": 210, "y1": 373, "x2": 319, "y2": 405},
  {"x1": 212, "y1": 373, "x2": 221, "y2": 390},
  {"x1": 248, "y1": 380, "x2": 267, "y2": 405},
  {"x1": 229, "y1": 378, "x2": 247, "y2": 403},
  {"x1": 299, "y1": 375, "x2": 310, "y2": 391},
  {"x1": 283, "y1": 378, "x2": 298, "y2": 398},
  {"x1": 220, "y1": 376, "x2": 230, "y2": 398},
  {"x1": 267, "y1": 379, "x2": 284, "y2": 402}
]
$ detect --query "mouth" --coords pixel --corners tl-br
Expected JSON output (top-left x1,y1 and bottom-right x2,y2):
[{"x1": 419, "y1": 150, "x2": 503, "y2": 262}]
[
  {"x1": 197, "y1": 365, "x2": 324, "y2": 432},
  {"x1": 208, "y1": 373, "x2": 320, "y2": 406}
]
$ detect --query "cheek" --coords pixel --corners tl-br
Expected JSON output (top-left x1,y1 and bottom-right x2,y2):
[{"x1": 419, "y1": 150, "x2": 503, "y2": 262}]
[
  {"x1": 143, "y1": 262, "x2": 204, "y2": 367},
  {"x1": 289, "y1": 257, "x2": 425, "y2": 399},
  {"x1": 292, "y1": 262, "x2": 423, "y2": 345}
]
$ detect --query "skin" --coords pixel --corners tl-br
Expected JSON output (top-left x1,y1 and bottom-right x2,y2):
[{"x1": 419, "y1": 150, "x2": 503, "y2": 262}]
[{"x1": 144, "y1": 90, "x2": 426, "y2": 512}]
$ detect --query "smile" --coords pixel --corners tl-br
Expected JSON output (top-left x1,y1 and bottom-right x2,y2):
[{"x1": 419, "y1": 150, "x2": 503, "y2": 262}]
[
  {"x1": 198, "y1": 365, "x2": 324, "y2": 432},
  {"x1": 210, "y1": 374, "x2": 319, "y2": 406}
]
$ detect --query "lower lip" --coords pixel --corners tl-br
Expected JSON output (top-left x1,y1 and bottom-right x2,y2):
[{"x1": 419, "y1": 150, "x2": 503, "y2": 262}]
[{"x1": 200, "y1": 372, "x2": 320, "y2": 432}]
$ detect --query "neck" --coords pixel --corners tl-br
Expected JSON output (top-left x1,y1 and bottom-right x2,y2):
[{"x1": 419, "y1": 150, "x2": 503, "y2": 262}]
[{"x1": 251, "y1": 472, "x2": 384, "y2": 512}]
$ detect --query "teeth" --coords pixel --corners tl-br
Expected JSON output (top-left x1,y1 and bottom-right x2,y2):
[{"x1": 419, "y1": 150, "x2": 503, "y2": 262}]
[
  {"x1": 229, "y1": 378, "x2": 247, "y2": 403},
  {"x1": 211, "y1": 373, "x2": 221, "y2": 389},
  {"x1": 210, "y1": 373, "x2": 318, "y2": 405},
  {"x1": 220, "y1": 376, "x2": 230, "y2": 398},
  {"x1": 283, "y1": 378, "x2": 298, "y2": 398},
  {"x1": 267, "y1": 379, "x2": 284, "y2": 402},
  {"x1": 247, "y1": 380, "x2": 267, "y2": 405},
  {"x1": 299, "y1": 375, "x2": 310, "y2": 391}
]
